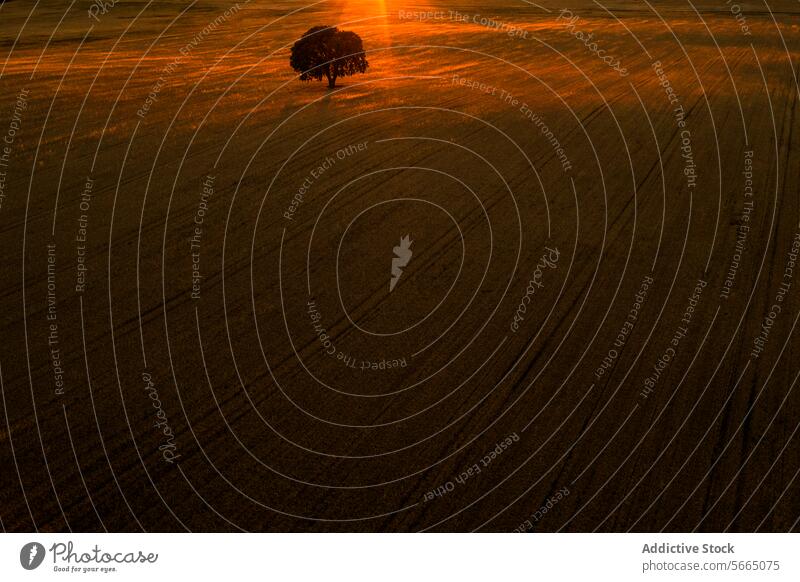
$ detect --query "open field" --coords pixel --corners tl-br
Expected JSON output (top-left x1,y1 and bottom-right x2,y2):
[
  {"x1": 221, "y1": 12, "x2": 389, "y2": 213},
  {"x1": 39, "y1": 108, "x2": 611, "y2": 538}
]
[{"x1": 0, "y1": 0, "x2": 799, "y2": 531}]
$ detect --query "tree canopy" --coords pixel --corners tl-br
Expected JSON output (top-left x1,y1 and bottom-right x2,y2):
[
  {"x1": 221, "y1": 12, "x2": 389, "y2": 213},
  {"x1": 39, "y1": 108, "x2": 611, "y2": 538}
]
[{"x1": 290, "y1": 26, "x2": 369, "y2": 88}]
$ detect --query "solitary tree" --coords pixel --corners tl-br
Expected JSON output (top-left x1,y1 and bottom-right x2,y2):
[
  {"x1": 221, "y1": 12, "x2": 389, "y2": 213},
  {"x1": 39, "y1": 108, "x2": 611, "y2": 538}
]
[{"x1": 290, "y1": 26, "x2": 368, "y2": 89}]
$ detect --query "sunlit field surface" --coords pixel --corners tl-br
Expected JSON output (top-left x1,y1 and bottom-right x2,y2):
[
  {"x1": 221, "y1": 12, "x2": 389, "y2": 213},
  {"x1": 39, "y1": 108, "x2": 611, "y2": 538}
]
[{"x1": 0, "y1": 0, "x2": 799, "y2": 532}]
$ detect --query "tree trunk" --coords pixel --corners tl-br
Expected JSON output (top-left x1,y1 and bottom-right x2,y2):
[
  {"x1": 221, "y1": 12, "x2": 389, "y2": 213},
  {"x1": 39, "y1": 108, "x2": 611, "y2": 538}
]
[{"x1": 328, "y1": 72, "x2": 337, "y2": 88}]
